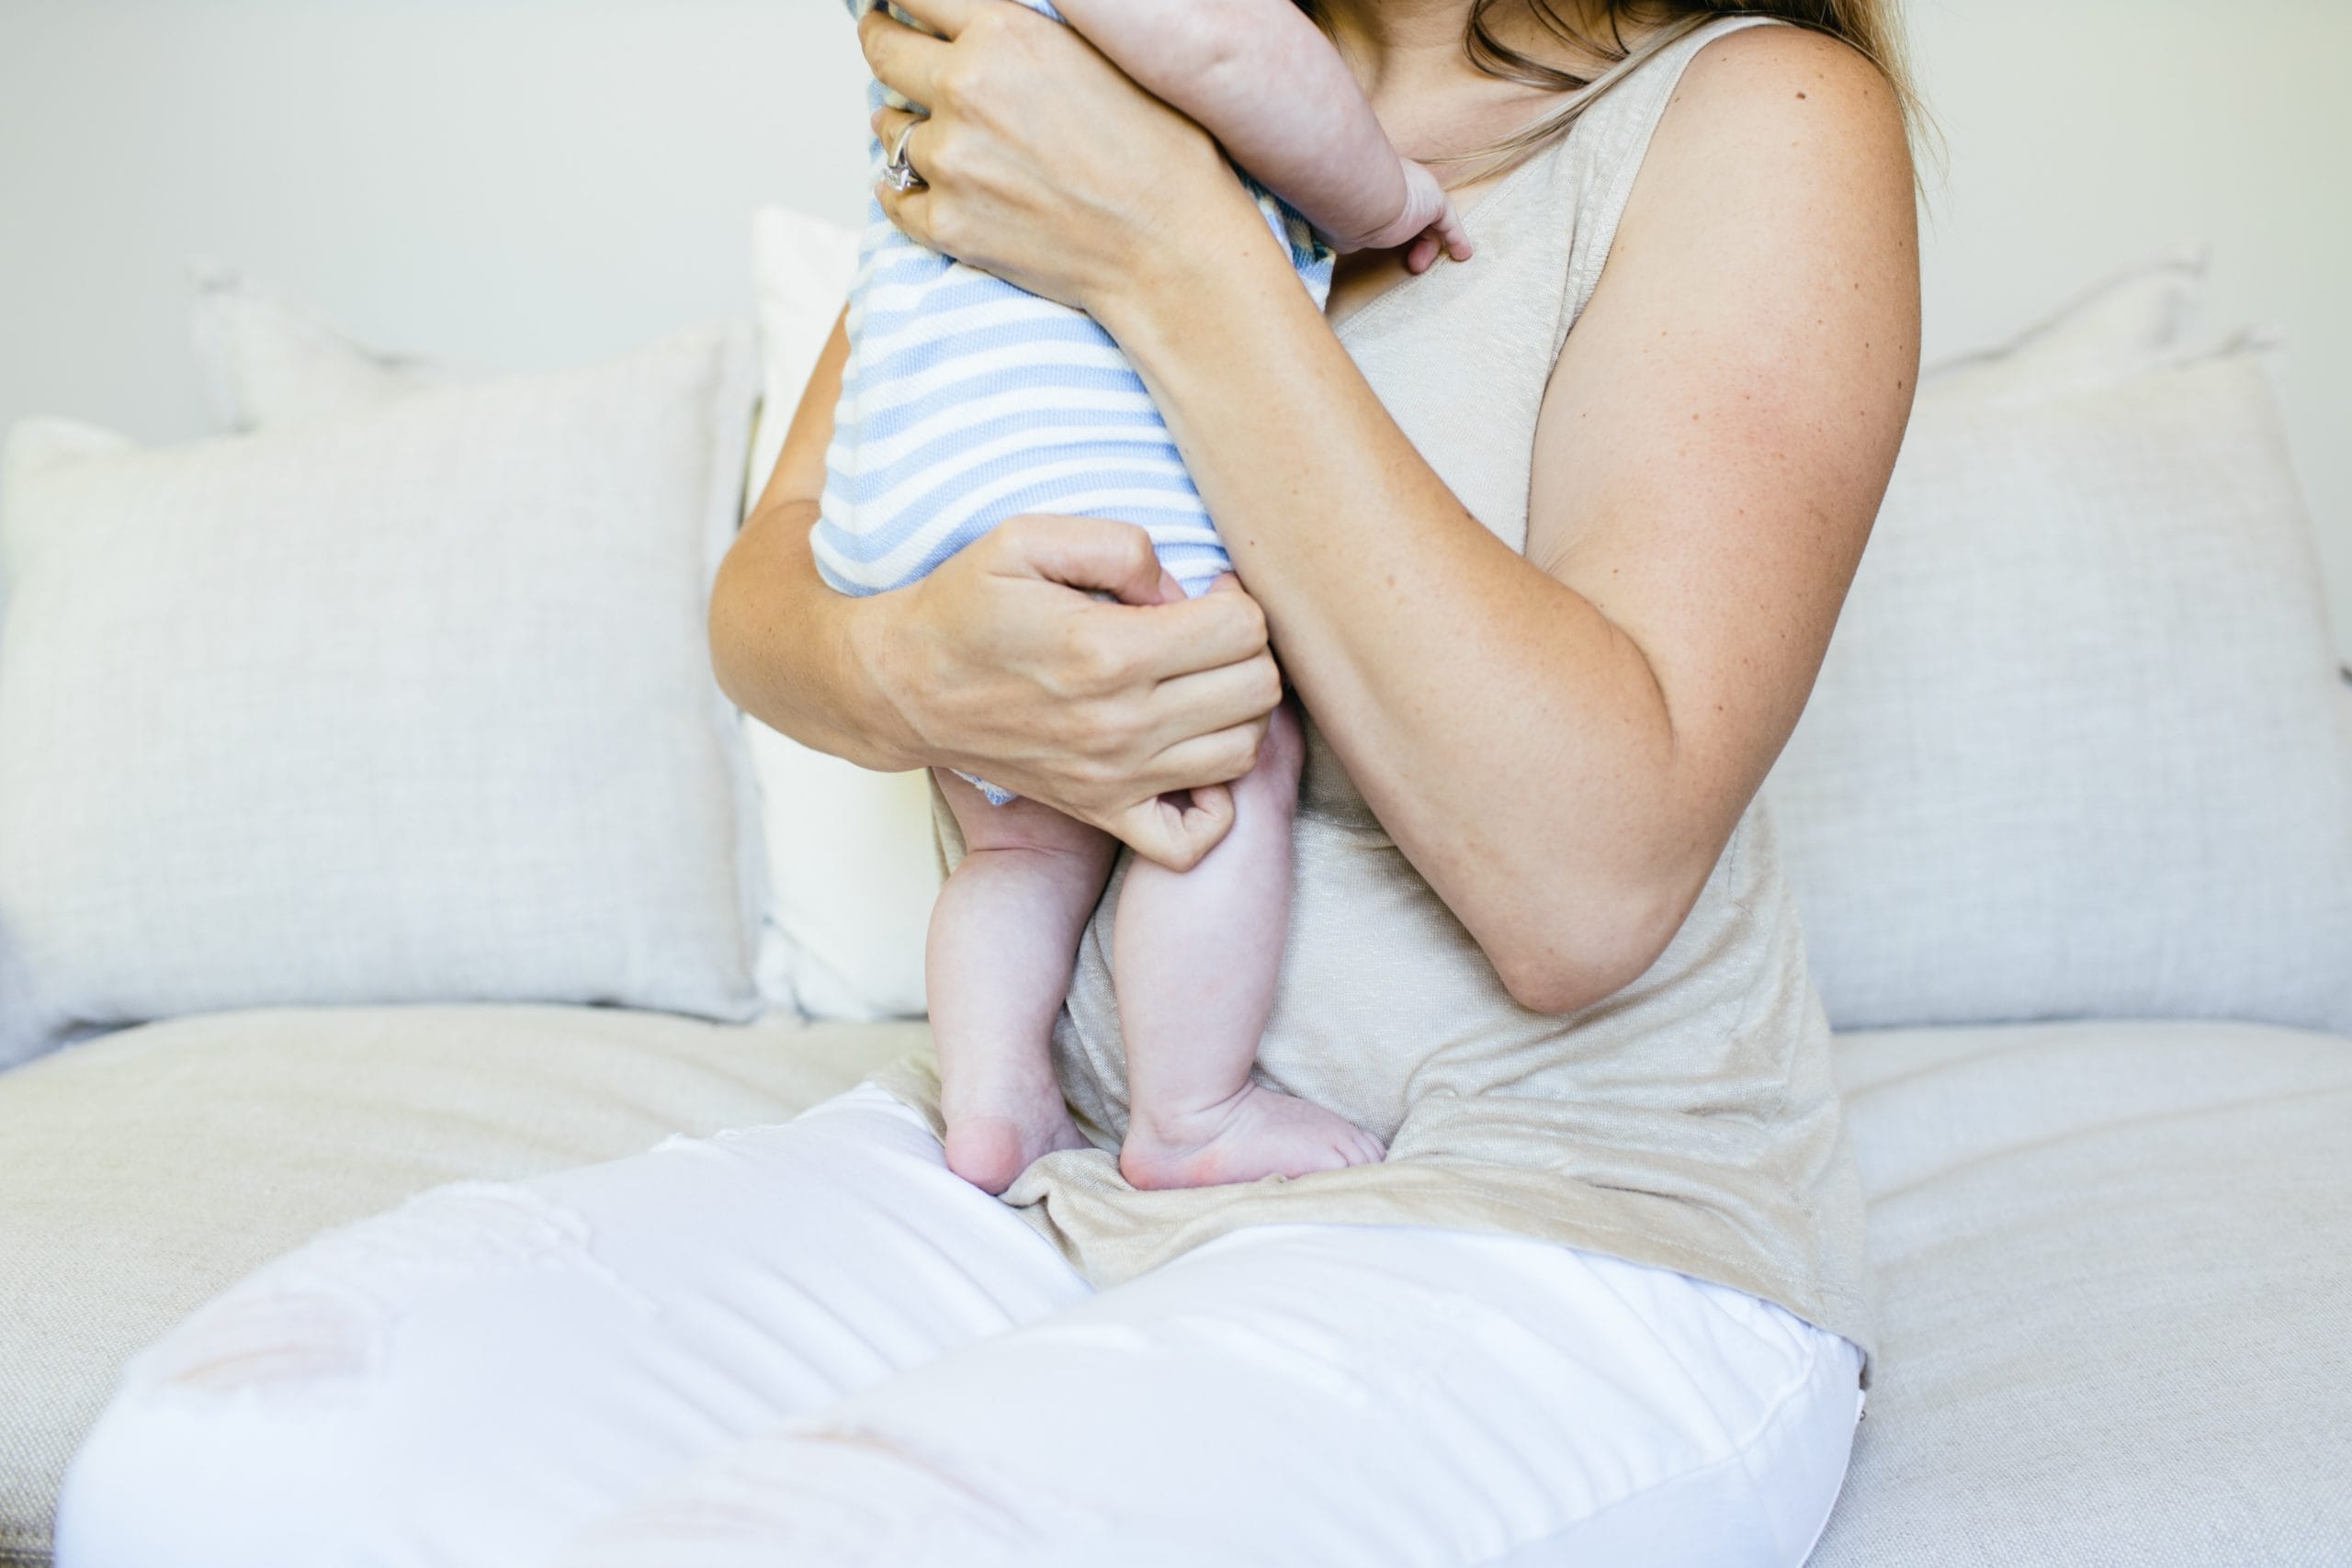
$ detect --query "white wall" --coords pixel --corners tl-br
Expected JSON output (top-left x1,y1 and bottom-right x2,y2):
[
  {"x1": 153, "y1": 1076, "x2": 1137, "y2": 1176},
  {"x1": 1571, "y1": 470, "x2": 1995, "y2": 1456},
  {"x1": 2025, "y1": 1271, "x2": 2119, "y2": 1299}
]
[
  {"x1": 1904, "y1": 0, "x2": 2352, "y2": 660},
  {"x1": 4, "y1": 0, "x2": 2347, "y2": 655}
]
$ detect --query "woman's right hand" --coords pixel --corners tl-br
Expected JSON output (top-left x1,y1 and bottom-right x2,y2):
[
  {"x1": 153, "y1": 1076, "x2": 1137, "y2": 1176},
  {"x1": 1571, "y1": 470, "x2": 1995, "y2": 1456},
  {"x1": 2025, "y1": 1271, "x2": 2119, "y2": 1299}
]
[{"x1": 861, "y1": 513, "x2": 1283, "y2": 870}]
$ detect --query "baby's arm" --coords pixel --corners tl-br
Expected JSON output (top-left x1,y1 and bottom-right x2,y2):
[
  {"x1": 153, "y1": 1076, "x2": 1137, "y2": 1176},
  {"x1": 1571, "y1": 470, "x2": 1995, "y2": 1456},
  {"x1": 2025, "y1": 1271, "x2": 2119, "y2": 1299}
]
[{"x1": 1048, "y1": 0, "x2": 1471, "y2": 268}]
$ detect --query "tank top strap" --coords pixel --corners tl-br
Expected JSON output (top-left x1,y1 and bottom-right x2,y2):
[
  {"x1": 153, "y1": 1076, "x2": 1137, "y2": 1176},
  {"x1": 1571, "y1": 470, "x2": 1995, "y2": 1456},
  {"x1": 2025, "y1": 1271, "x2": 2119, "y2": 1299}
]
[{"x1": 1553, "y1": 13, "x2": 1791, "y2": 355}]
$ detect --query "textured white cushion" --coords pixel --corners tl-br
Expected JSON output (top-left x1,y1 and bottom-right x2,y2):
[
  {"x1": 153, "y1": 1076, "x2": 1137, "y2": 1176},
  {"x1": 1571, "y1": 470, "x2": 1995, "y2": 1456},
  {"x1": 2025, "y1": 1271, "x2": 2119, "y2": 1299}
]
[
  {"x1": 200, "y1": 226, "x2": 942, "y2": 1023},
  {"x1": 1768, "y1": 268, "x2": 2352, "y2": 1035},
  {"x1": 0, "y1": 324, "x2": 766, "y2": 1065},
  {"x1": 1815, "y1": 1018, "x2": 2352, "y2": 1565}
]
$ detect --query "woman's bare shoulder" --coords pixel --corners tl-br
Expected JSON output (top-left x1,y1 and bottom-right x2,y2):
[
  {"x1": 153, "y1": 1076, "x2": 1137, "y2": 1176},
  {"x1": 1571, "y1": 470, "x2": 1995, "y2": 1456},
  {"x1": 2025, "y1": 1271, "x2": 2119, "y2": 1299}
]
[
  {"x1": 1585, "y1": 20, "x2": 1918, "y2": 367},
  {"x1": 1649, "y1": 22, "x2": 1915, "y2": 209}
]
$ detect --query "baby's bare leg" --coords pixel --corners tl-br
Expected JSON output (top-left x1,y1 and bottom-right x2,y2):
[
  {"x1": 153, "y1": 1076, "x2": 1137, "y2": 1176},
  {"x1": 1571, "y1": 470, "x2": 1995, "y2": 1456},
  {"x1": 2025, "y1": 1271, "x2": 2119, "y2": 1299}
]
[
  {"x1": 1114, "y1": 705, "x2": 1385, "y2": 1190},
  {"x1": 930, "y1": 770, "x2": 1114, "y2": 1195}
]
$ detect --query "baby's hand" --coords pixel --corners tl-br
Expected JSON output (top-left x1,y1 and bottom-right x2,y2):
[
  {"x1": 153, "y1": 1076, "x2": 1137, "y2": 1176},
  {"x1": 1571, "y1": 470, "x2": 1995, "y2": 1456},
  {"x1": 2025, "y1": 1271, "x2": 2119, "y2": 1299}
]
[{"x1": 1350, "y1": 159, "x2": 1476, "y2": 275}]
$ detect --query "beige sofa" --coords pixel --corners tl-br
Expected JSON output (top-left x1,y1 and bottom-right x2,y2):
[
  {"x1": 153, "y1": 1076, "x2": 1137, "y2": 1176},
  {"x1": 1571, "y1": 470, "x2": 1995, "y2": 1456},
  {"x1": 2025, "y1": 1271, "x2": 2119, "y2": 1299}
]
[{"x1": 5, "y1": 1005, "x2": 2348, "y2": 1565}]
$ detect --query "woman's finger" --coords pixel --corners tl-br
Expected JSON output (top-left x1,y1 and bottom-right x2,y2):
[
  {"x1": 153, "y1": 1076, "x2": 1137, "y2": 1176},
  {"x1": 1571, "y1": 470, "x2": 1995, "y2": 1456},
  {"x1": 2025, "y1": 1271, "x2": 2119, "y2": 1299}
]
[
  {"x1": 856, "y1": 5, "x2": 953, "y2": 109},
  {"x1": 993, "y1": 514, "x2": 1171, "y2": 608},
  {"x1": 1147, "y1": 722, "x2": 1276, "y2": 796},
  {"x1": 1140, "y1": 588, "x2": 1273, "y2": 675},
  {"x1": 868, "y1": 106, "x2": 941, "y2": 250},
  {"x1": 1146, "y1": 656, "x2": 1285, "y2": 752},
  {"x1": 873, "y1": 175, "x2": 937, "y2": 254},
  {"x1": 886, "y1": 0, "x2": 991, "y2": 41},
  {"x1": 869, "y1": 103, "x2": 936, "y2": 181},
  {"x1": 1113, "y1": 783, "x2": 1237, "y2": 874}
]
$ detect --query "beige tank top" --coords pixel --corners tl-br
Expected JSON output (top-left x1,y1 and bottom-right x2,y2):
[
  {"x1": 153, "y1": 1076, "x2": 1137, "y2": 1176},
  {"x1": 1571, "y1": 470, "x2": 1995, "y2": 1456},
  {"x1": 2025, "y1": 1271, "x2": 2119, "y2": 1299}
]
[{"x1": 881, "y1": 14, "x2": 1880, "y2": 1383}]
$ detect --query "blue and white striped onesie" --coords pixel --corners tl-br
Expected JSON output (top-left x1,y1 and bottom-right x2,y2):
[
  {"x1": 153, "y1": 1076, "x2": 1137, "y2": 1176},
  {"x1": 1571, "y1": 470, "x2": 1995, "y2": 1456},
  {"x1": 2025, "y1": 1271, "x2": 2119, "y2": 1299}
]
[{"x1": 819, "y1": 3, "x2": 1335, "y2": 803}]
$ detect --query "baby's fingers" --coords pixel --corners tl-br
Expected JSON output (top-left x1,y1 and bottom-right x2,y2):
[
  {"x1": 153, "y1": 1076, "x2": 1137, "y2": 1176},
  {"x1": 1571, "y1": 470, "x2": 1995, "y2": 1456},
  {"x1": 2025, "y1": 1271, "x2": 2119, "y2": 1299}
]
[{"x1": 1432, "y1": 201, "x2": 1475, "y2": 263}]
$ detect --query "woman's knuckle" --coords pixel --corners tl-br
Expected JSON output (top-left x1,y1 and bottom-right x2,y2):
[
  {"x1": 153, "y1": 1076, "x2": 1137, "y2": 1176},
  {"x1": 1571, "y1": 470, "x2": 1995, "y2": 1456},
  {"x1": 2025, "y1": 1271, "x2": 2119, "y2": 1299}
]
[
  {"x1": 1057, "y1": 626, "x2": 1108, "y2": 691},
  {"x1": 933, "y1": 193, "x2": 974, "y2": 244},
  {"x1": 1210, "y1": 592, "x2": 1263, "y2": 648},
  {"x1": 920, "y1": 128, "x2": 951, "y2": 172},
  {"x1": 936, "y1": 60, "x2": 982, "y2": 112},
  {"x1": 919, "y1": 206, "x2": 956, "y2": 254},
  {"x1": 1238, "y1": 597, "x2": 1270, "y2": 643},
  {"x1": 1078, "y1": 631, "x2": 1132, "y2": 691},
  {"x1": 1106, "y1": 705, "x2": 1148, "y2": 753},
  {"x1": 1069, "y1": 739, "x2": 1118, "y2": 787}
]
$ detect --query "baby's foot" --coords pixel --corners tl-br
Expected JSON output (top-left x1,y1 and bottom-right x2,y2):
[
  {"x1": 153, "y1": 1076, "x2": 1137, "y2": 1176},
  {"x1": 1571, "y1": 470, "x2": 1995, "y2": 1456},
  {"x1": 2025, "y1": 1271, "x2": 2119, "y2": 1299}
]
[
  {"x1": 943, "y1": 1093, "x2": 1091, "y2": 1197},
  {"x1": 1119, "y1": 1083, "x2": 1385, "y2": 1191}
]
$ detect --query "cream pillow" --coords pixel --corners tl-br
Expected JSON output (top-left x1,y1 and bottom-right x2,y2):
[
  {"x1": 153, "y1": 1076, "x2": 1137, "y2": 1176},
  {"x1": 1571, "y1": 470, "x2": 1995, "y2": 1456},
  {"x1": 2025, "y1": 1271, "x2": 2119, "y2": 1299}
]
[
  {"x1": 198, "y1": 220, "x2": 942, "y2": 1024},
  {"x1": 1766, "y1": 265, "x2": 2352, "y2": 1034},
  {"x1": 744, "y1": 206, "x2": 939, "y2": 1021},
  {"x1": 0, "y1": 324, "x2": 766, "y2": 1065}
]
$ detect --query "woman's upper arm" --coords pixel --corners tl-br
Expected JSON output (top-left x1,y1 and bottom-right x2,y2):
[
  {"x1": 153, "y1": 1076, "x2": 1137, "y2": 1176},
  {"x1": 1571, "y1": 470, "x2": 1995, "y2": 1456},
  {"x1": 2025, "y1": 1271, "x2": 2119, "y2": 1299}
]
[
  {"x1": 1527, "y1": 26, "x2": 1919, "y2": 842},
  {"x1": 717, "y1": 302, "x2": 845, "y2": 724},
  {"x1": 748, "y1": 306, "x2": 849, "y2": 527}
]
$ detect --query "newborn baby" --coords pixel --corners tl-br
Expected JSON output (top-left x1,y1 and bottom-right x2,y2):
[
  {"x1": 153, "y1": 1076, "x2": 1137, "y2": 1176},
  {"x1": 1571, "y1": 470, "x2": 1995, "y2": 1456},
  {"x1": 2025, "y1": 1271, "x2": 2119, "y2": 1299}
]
[{"x1": 823, "y1": 0, "x2": 1472, "y2": 1196}]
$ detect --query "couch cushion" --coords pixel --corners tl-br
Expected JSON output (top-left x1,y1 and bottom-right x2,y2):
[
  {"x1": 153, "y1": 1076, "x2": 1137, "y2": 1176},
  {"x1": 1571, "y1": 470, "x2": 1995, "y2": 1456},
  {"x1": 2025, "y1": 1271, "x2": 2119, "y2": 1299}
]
[
  {"x1": 195, "y1": 239, "x2": 945, "y2": 1030},
  {"x1": 1813, "y1": 1019, "x2": 2352, "y2": 1566},
  {"x1": 0, "y1": 1007, "x2": 921, "y2": 1567},
  {"x1": 0, "y1": 321, "x2": 770, "y2": 1067},
  {"x1": 1766, "y1": 274, "x2": 2352, "y2": 1039}
]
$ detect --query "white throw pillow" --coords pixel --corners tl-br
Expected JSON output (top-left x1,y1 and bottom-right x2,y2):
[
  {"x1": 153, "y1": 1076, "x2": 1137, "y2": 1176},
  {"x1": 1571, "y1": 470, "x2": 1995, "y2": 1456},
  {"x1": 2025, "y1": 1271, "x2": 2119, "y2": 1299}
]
[
  {"x1": 0, "y1": 324, "x2": 766, "y2": 1066},
  {"x1": 198, "y1": 223, "x2": 940, "y2": 1023},
  {"x1": 1766, "y1": 267, "x2": 2352, "y2": 1035}
]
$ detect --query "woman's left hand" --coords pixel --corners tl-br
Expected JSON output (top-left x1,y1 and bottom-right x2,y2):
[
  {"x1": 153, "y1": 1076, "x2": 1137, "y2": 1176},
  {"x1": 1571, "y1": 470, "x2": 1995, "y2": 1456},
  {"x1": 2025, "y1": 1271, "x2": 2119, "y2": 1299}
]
[{"x1": 859, "y1": 0, "x2": 1262, "y2": 320}]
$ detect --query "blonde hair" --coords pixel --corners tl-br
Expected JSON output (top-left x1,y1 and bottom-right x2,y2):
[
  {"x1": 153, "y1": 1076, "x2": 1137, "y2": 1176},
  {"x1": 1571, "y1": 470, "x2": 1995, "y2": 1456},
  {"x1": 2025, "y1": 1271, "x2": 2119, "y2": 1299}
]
[{"x1": 1309, "y1": 1, "x2": 1924, "y2": 183}]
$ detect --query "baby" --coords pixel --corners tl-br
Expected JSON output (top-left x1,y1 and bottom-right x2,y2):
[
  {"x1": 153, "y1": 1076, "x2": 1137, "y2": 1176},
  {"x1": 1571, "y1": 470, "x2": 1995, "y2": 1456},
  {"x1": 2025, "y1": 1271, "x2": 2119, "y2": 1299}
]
[{"x1": 823, "y1": 0, "x2": 1472, "y2": 1196}]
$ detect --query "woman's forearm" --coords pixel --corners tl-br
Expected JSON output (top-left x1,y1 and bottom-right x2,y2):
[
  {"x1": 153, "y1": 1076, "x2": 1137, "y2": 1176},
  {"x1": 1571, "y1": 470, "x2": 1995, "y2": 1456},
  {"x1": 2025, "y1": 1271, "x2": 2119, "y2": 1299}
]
[{"x1": 1099, "y1": 232, "x2": 1700, "y2": 1011}]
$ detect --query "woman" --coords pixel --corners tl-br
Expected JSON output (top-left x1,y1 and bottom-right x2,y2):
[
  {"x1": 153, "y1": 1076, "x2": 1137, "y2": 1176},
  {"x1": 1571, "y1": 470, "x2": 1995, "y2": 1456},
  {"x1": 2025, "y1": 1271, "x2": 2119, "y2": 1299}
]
[{"x1": 58, "y1": 1, "x2": 1919, "y2": 1562}]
